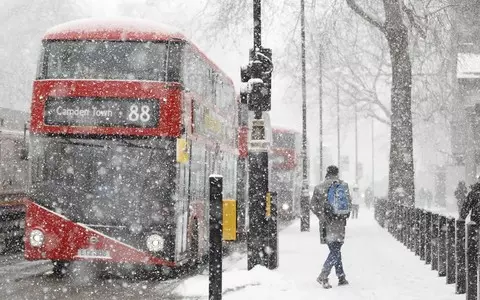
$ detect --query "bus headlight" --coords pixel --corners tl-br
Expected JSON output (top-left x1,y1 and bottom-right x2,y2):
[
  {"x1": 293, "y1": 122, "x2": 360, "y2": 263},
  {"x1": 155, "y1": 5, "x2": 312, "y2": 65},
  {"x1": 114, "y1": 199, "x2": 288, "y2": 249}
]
[
  {"x1": 282, "y1": 203, "x2": 290, "y2": 211},
  {"x1": 29, "y1": 229, "x2": 45, "y2": 247},
  {"x1": 146, "y1": 234, "x2": 165, "y2": 252}
]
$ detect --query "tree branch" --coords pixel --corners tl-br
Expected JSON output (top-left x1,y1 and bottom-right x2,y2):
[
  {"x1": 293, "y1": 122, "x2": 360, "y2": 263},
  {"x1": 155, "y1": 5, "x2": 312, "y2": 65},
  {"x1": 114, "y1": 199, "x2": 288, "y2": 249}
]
[
  {"x1": 424, "y1": 4, "x2": 459, "y2": 18},
  {"x1": 345, "y1": 0, "x2": 386, "y2": 34},
  {"x1": 402, "y1": 4, "x2": 427, "y2": 39}
]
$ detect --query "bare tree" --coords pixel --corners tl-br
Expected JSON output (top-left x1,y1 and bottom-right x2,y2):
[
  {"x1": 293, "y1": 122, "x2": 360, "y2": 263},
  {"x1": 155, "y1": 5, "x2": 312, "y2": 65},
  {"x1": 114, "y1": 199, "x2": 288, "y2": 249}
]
[{"x1": 345, "y1": 0, "x2": 419, "y2": 205}]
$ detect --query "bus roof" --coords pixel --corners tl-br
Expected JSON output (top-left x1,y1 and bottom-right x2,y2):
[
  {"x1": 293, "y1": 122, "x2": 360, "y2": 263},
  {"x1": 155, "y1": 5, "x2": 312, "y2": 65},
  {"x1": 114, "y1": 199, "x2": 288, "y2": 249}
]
[
  {"x1": 42, "y1": 17, "x2": 234, "y2": 87},
  {"x1": 272, "y1": 127, "x2": 300, "y2": 134},
  {"x1": 43, "y1": 17, "x2": 186, "y2": 41}
]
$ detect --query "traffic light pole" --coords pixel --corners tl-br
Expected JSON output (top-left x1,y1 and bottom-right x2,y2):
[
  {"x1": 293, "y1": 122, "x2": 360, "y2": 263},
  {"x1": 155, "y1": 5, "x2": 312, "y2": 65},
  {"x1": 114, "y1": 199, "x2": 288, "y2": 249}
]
[
  {"x1": 241, "y1": 0, "x2": 275, "y2": 270},
  {"x1": 247, "y1": 117, "x2": 269, "y2": 270}
]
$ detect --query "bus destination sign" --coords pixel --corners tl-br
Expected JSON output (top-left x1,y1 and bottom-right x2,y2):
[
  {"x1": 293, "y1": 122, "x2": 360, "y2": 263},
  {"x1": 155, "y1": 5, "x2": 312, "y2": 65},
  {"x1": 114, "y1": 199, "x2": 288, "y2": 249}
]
[{"x1": 44, "y1": 97, "x2": 160, "y2": 128}]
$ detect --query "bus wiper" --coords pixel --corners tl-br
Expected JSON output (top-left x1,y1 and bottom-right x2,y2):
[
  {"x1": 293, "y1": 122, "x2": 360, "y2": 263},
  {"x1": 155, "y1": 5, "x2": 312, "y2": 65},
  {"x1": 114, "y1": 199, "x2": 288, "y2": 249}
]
[
  {"x1": 60, "y1": 138, "x2": 107, "y2": 149},
  {"x1": 117, "y1": 139, "x2": 160, "y2": 150}
]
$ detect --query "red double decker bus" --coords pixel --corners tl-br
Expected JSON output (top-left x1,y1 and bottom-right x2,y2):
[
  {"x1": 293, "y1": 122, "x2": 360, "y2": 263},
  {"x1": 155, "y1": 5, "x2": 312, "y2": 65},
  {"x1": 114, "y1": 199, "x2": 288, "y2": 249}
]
[
  {"x1": 270, "y1": 128, "x2": 302, "y2": 220},
  {"x1": 24, "y1": 18, "x2": 241, "y2": 275}
]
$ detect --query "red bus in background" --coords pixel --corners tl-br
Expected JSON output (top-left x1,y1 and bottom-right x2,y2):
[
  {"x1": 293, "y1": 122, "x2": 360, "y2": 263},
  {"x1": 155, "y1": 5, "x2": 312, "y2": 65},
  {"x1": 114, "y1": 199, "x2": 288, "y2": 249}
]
[
  {"x1": 270, "y1": 128, "x2": 302, "y2": 220},
  {"x1": 24, "y1": 18, "x2": 241, "y2": 276}
]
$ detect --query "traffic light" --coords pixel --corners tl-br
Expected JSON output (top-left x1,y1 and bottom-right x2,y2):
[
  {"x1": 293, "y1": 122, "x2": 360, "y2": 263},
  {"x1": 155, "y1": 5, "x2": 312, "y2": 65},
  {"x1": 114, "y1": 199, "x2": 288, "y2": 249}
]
[{"x1": 239, "y1": 47, "x2": 273, "y2": 111}]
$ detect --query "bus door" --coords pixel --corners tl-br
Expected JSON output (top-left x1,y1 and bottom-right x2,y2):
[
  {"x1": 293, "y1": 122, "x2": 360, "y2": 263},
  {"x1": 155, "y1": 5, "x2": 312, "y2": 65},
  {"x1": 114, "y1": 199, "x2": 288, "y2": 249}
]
[{"x1": 175, "y1": 138, "x2": 190, "y2": 261}]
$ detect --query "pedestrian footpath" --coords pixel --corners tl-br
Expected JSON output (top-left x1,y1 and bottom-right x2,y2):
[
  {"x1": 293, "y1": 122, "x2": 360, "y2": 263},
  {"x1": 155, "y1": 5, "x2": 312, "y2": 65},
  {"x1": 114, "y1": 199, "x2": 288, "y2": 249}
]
[{"x1": 174, "y1": 210, "x2": 462, "y2": 299}]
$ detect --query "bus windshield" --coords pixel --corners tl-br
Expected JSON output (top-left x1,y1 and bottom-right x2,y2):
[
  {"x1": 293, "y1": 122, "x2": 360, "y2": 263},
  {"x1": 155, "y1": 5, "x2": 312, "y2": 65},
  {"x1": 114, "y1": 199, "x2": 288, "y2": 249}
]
[
  {"x1": 41, "y1": 40, "x2": 168, "y2": 81},
  {"x1": 29, "y1": 136, "x2": 176, "y2": 227},
  {"x1": 273, "y1": 132, "x2": 295, "y2": 149}
]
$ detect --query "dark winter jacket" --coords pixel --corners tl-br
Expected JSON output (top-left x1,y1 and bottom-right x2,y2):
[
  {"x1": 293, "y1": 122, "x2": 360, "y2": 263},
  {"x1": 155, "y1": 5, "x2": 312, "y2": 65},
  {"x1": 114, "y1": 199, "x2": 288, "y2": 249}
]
[
  {"x1": 460, "y1": 182, "x2": 480, "y2": 224},
  {"x1": 310, "y1": 175, "x2": 352, "y2": 243}
]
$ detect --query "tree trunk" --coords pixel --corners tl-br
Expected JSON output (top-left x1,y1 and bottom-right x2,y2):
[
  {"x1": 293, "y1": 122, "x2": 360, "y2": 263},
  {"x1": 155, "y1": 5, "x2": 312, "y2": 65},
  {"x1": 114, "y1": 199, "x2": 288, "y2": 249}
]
[{"x1": 383, "y1": 0, "x2": 415, "y2": 206}]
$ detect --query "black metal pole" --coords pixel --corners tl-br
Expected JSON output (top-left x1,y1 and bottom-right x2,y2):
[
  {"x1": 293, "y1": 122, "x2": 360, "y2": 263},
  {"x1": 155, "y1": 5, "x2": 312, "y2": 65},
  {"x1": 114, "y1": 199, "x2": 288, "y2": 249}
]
[
  {"x1": 408, "y1": 207, "x2": 415, "y2": 251},
  {"x1": 371, "y1": 117, "x2": 374, "y2": 198},
  {"x1": 431, "y1": 214, "x2": 439, "y2": 271},
  {"x1": 209, "y1": 175, "x2": 223, "y2": 300},
  {"x1": 336, "y1": 84, "x2": 340, "y2": 170},
  {"x1": 247, "y1": 120, "x2": 269, "y2": 270},
  {"x1": 438, "y1": 215, "x2": 447, "y2": 277},
  {"x1": 403, "y1": 206, "x2": 410, "y2": 247},
  {"x1": 318, "y1": 47, "x2": 323, "y2": 182},
  {"x1": 425, "y1": 211, "x2": 432, "y2": 265},
  {"x1": 243, "y1": 0, "x2": 274, "y2": 271},
  {"x1": 392, "y1": 203, "x2": 398, "y2": 240},
  {"x1": 396, "y1": 204, "x2": 402, "y2": 241},
  {"x1": 415, "y1": 208, "x2": 421, "y2": 256},
  {"x1": 253, "y1": 0, "x2": 261, "y2": 50},
  {"x1": 400, "y1": 206, "x2": 406, "y2": 245},
  {"x1": 419, "y1": 210, "x2": 426, "y2": 260},
  {"x1": 446, "y1": 217, "x2": 456, "y2": 284},
  {"x1": 266, "y1": 192, "x2": 278, "y2": 269},
  {"x1": 300, "y1": 0, "x2": 309, "y2": 232},
  {"x1": 354, "y1": 103, "x2": 358, "y2": 185},
  {"x1": 466, "y1": 222, "x2": 478, "y2": 300},
  {"x1": 456, "y1": 219, "x2": 466, "y2": 294}
]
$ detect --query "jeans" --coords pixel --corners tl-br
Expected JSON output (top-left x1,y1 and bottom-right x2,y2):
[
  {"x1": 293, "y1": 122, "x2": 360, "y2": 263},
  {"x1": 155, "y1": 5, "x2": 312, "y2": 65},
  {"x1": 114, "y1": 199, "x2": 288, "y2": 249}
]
[{"x1": 320, "y1": 241, "x2": 345, "y2": 279}]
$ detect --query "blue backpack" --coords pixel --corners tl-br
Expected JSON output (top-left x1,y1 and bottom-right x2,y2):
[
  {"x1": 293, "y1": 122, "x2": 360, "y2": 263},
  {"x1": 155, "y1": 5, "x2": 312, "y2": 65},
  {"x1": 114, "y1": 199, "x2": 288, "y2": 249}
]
[{"x1": 327, "y1": 181, "x2": 350, "y2": 216}]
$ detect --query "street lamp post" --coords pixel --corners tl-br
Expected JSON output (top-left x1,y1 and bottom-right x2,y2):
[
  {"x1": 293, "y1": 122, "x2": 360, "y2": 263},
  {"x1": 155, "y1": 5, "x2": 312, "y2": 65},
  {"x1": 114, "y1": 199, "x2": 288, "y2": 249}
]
[
  {"x1": 300, "y1": 0, "x2": 310, "y2": 232},
  {"x1": 355, "y1": 103, "x2": 358, "y2": 185},
  {"x1": 319, "y1": 47, "x2": 323, "y2": 181},
  {"x1": 372, "y1": 117, "x2": 375, "y2": 196},
  {"x1": 337, "y1": 83, "x2": 340, "y2": 167}
]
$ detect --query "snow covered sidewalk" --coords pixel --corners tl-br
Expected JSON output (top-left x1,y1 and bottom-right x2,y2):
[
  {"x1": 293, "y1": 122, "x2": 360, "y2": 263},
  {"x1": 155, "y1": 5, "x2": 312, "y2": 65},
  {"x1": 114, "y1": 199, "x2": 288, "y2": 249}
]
[{"x1": 174, "y1": 210, "x2": 462, "y2": 299}]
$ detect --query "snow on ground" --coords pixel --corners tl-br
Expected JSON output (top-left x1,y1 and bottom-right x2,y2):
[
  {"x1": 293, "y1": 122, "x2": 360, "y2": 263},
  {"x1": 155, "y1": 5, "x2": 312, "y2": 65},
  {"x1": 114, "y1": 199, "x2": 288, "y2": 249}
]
[{"x1": 173, "y1": 209, "x2": 463, "y2": 299}]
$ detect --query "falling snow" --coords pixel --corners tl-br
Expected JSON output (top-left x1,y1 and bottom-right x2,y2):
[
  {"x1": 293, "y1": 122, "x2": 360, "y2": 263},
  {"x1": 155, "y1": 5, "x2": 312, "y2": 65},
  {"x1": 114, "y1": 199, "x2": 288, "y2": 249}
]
[{"x1": 0, "y1": 0, "x2": 477, "y2": 299}]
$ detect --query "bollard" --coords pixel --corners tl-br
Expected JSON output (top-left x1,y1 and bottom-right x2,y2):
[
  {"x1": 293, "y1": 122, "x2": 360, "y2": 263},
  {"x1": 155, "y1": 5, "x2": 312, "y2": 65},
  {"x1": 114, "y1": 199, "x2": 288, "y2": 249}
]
[
  {"x1": 265, "y1": 191, "x2": 278, "y2": 270},
  {"x1": 431, "y1": 214, "x2": 439, "y2": 271},
  {"x1": 401, "y1": 206, "x2": 407, "y2": 246},
  {"x1": 466, "y1": 222, "x2": 478, "y2": 300},
  {"x1": 393, "y1": 204, "x2": 402, "y2": 241},
  {"x1": 209, "y1": 175, "x2": 223, "y2": 300},
  {"x1": 412, "y1": 208, "x2": 418, "y2": 253},
  {"x1": 415, "y1": 209, "x2": 421, "y2": 256},
  {"x1": 402, "y1": 206, "x2": 408, "y2": 246},
  {"x1": 419, "y1": 210, "x2": 426, "y2": 261},
  {"x1": 456, "y1": 219, "x2": 466, "y2": 294},
  {"x1": 438, "y1": 215, "x2": 447, "y2": 277},
  {"x1": 379, "y1": 199, "x2": 386, "y2": 228},
  {"x1": 446, "y1": 217, "x2": 455, "y2": 284},
  {"x1": 397, "y1": 205, "x2": 402, "y2": 242},
  {"x1": 407, "y1": 206, "x2": 413, "y2": 249},
  {"x1": 386, "y1": 202, "x2": 393, "y2": 235},
  {"x1": 408, "y1": 207, "x2": 415, "y2": 251},
  {"x1": 394, "y1": 204, "x2": 401, "y2": 241},
  {"x1": 404, "y1": 206, "x2": 410, "y2": 246},
  {"x1": 396, "y1": 205, "x2": 402, "y2": 241},
  {"x1": 425, "y1": 211, "x2": 432, "y2": 265}
]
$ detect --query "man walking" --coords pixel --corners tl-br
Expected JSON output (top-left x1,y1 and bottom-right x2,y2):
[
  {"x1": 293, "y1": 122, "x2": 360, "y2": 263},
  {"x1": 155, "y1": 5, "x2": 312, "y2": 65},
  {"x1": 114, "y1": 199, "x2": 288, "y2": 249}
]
[{"x1": 310, "y1": 165, "x2": 351, "y2": 289}]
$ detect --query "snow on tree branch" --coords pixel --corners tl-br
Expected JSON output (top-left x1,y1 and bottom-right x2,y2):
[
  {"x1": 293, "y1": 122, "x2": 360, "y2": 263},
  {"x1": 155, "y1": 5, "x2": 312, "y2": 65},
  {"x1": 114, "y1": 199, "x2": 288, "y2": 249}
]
[
  {"x1": 402, "y1": 4, "x2": 426, "y2": 39},
  {"x1": 345, "y1": 0, "x2": 386, "y2": 34}
]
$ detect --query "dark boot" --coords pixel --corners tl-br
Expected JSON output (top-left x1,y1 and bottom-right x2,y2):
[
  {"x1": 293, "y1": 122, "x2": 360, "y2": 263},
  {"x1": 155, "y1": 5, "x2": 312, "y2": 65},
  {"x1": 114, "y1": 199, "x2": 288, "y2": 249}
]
[
  {"x1": 338, "y1": 275, "x2": 349, "y2": 286},
  {"x1": 317, "y1": 276, "x2": 332, "y2": 289}
]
